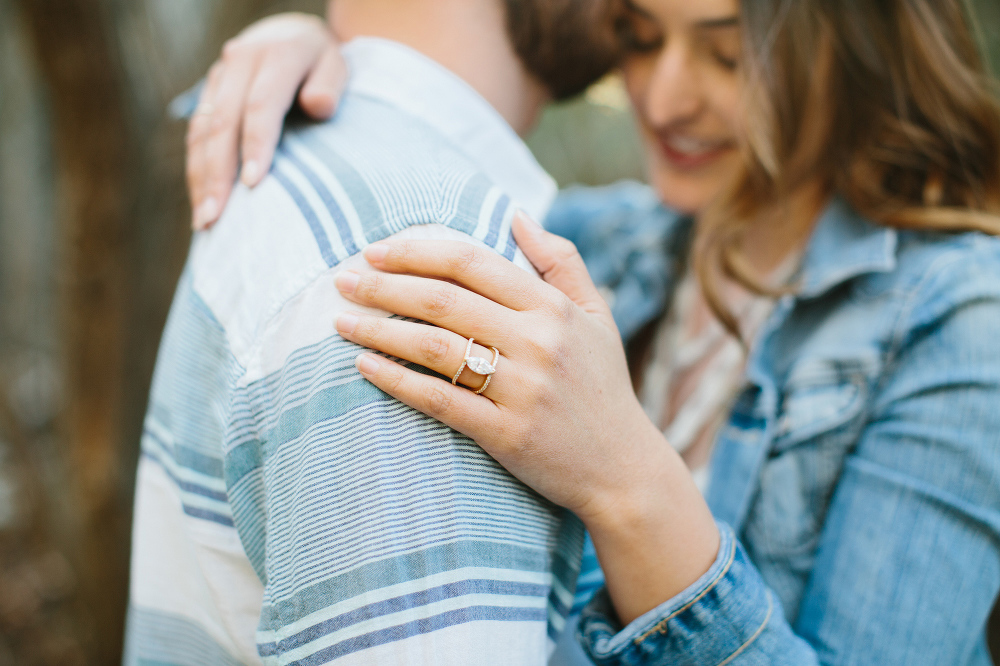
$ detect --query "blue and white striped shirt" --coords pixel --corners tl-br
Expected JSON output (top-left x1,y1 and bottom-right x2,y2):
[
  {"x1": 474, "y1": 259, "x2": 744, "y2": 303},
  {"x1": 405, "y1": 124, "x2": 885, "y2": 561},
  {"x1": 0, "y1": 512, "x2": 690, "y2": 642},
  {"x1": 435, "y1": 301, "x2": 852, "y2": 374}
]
[{"x1": 125, "y1": 37, "x2": 582, "y2": 665}]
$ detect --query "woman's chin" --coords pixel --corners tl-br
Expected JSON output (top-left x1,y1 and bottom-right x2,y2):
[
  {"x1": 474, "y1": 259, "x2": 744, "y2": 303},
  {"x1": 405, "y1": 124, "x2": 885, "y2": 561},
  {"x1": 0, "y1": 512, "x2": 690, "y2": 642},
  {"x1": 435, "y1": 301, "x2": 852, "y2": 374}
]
[
  {"x1": 646, "y1": 156, "x2": 735, "y2": 217},
  {"x1": 652, "y1": 176, "x2": 716, "y2": 217}
]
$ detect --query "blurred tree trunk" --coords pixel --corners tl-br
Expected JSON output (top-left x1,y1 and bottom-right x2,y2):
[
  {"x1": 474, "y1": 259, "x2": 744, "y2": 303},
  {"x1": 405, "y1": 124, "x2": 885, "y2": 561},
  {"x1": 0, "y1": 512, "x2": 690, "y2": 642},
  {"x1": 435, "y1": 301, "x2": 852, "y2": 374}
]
[
  {"x1": 7, "y1": 1, "x2": 323, "y2": 662},
  {"x1": 13, "y1": 0, "x2": 136, "y2": 662}
]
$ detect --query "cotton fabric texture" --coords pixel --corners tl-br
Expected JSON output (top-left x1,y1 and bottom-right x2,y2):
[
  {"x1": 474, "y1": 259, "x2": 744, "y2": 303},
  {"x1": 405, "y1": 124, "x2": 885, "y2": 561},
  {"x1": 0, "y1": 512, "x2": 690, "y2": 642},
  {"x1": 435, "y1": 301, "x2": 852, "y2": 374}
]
[
  {"x1": 125, "y1": 37, "x2": 580, "y2": 665},
  {"x1": 546, "y1": 183, "x2": 1000, "y2": 665}
]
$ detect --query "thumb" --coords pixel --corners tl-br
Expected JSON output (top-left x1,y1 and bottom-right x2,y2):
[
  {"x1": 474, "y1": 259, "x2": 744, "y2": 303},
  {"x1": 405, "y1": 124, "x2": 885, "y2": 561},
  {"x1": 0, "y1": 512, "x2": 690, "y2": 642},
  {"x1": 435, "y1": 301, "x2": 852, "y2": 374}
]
[{"x1": 512, "y1": 212, "x2": 608, "y2": 316}]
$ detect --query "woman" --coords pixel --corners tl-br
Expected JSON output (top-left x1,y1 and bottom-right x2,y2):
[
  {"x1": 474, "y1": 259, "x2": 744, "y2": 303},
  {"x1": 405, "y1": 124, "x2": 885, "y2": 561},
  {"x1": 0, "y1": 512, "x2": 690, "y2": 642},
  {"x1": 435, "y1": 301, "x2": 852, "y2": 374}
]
[{"x1": 186, "y1": 0, "x2": 1000, "y2": 662}]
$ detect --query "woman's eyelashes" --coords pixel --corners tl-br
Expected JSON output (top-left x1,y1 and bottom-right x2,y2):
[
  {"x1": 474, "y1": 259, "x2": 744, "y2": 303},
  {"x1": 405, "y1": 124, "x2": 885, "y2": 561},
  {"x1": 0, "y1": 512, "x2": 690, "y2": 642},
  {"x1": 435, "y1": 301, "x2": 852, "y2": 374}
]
[
  {"x1": 619, "y1": 12, "x2": 740, "y2": 71},
  {"x1": 711, "y1": 49, "x2": 739, "y2": 71}
]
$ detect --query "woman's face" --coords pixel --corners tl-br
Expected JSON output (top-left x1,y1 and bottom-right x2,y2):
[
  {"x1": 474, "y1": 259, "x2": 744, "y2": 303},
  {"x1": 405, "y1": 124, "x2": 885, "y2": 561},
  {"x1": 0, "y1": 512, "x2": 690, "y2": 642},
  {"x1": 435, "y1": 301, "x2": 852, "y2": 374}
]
[{"x1": 621, "y1": 0, "x2": 744, "y2": 215}]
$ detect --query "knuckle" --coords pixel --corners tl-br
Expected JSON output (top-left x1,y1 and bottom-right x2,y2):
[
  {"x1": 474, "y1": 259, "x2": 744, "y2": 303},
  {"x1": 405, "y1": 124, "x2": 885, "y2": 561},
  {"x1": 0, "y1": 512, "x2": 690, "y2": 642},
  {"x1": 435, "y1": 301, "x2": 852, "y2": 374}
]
[
  {"x1": 208, "y1": 113, "x2": 238, "y2": 140},
  {"x1": 448, "y1": 244, "x2": 485, "y2": 275},
  {"x1": 522, "y1": 370, "x2": 557, "y2": 409},
  {"x1": 357, "y1": 273, "x2": 385, "y2": 301},
  {"x1": 553, "y1": 235, "x2": 581, "y2": 260},
  {"x1": 423, "y1": 285, "x2": 458, "y2": 317},
  {"x1": 186, "y1": 116, "x2": 211, "y2": 144},
  {"x1": 392, "y1": 241, "x2": 414, "y2": 265},
  {"x1": 553, "y1": 296, "x2": 577, "y2": 322},
  {"x1": 417, "y1": 330, "x2": 451, "y2": 366},
  {"x1": 540, "y1": 291, "x2": 576, "y2": 321},
  {"x1": 244, "y1": 93, "x2": 276, "y2": 119},
  {"x1": 528, "y1": 326, "x2": 565, "y2": 360},
  {"x1": 384, "y1": 365, "x2": 406, "y2": 392},
  {"x1": 357, "y1": 316, "x2": 384, "y2": 341},
  {"x1": 221, "y1": 39, "x2": 249, "y2": 62},
  {"x1": 206, "y1": 61, "x2": 225, "y2": 84},
  {"x1": 424, "y1": 385, "x2": 453, "y2": 417}
]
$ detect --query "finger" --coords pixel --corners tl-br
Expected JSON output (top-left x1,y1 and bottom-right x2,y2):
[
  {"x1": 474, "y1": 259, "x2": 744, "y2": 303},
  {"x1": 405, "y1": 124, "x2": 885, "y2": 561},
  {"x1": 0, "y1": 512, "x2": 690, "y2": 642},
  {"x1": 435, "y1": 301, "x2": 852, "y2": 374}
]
[
  {"x1": 186, "y1": 61, "x2": 226, "y2": 225},
  {"x1": 362, "y1": 240, "x2": 558, "y2": 312},
  {"x1": 511, "y1": 212, "x2": 609, "y2": 315},
  {"x1": 239, "y1": 51, "x2": 318, "y2": 187},
  {"x1": 354, "y1": 353, "x2": 500, "y2": 439},
  {"x1": 334, "y1": 270, "x2": 514, "y2": 341},
  {"x1": 335, "y1": 314, "x2": 507, "y2": 398},
  {"x1": 298, "y1": 44, "x2": 348, "y2": 119},
  {"x1": 192, "y1": 49, "x2": 259, "y2": 229}
]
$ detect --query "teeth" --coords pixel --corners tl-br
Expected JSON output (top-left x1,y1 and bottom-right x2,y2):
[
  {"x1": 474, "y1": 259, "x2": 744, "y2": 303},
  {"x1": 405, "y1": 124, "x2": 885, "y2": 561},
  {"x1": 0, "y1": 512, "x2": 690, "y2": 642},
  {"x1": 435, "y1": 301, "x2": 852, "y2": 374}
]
[{"x1": 666, "y1": 136, "x2": 718, "y2": 154}]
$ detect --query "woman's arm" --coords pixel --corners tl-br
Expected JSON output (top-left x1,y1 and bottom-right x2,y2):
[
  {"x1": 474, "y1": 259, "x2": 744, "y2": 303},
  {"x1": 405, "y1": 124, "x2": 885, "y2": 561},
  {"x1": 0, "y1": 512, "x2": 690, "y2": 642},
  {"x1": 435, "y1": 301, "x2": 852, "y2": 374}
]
[
  {"x1": 573, "y1": 237, "x2": 1000, "y2": 664},
  {"x1": 333, "y1": 221, "x2": 1000, "y2": 664},
  {"x1": 334, "y1": 214, "x2": 722, "y2": 625}
]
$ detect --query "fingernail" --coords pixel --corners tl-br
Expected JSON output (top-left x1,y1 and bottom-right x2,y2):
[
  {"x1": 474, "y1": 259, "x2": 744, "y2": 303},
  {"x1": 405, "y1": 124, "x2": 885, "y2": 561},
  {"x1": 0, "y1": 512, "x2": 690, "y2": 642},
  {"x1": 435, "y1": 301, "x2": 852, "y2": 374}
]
[
  {"x1": 356, "y1": 354, "x2": 380, "y2": 375},
  {"x1": 334, "y1": 271, "x2": 360, "y2": 294},
  {"x1": 335, "y1": 312, "x2": 359, "y2": 335},
  {"x1": 364, "y1": 242, "x2": 389, "y2": 263},
  {"x1": 193, "y1": 197, "x2": 219, "y2": 230},
  {"x1": 241, "y1": 160, "x2": 260, "y2": 186}
]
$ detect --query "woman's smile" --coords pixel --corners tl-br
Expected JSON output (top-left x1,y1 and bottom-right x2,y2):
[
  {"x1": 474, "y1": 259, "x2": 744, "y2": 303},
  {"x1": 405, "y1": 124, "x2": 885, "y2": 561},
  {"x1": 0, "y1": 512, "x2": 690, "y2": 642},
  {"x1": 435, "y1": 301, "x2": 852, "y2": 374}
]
[{"x1": 656, "y1": 132, "x2": 736, "y2": 171}]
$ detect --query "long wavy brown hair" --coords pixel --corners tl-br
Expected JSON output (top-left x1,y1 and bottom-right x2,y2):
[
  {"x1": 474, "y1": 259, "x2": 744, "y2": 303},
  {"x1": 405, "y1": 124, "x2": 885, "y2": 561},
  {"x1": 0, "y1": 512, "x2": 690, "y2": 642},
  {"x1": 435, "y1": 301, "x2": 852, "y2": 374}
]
[{"x1": 697, "y1": 0, "x2": 1000, "y2": 339}]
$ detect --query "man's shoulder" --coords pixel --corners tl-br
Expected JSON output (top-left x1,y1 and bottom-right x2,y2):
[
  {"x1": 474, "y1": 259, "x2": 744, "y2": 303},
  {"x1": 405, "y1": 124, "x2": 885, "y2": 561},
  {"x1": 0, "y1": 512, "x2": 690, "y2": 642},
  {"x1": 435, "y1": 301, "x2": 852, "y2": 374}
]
[{"x1": 187, "y1": 96, "x2": 521, "y2": 374}]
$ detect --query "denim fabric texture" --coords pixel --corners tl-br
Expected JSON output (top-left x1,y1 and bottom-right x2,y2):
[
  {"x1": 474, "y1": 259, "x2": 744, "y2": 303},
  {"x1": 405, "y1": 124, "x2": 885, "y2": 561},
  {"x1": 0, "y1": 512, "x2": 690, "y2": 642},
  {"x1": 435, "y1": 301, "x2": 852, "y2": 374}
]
[{"x1": 546, "y1": 183, "x2": 1000, "y2": 665}]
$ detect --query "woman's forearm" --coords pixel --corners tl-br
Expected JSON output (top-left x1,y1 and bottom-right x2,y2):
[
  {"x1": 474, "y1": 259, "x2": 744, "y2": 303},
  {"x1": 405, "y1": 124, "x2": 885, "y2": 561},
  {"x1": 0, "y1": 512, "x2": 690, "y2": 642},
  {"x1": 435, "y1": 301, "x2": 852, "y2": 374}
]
[{"x1": 581, "y1": 419, "x2": 721, "y2": 625}]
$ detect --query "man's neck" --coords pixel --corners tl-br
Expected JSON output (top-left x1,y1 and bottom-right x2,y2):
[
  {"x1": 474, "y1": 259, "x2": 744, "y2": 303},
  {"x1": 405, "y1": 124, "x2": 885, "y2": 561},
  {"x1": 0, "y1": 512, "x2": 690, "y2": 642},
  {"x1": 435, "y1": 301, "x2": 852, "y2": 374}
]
[{"x1": 330, "y1": 0, "x2": 549, "y2": 136}]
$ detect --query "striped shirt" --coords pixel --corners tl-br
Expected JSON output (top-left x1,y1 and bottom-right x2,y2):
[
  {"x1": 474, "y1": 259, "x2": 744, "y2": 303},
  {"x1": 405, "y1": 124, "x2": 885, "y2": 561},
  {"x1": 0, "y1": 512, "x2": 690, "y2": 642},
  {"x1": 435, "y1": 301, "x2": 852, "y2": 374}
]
[{"x1": 125, "y1": 37, "x2": 582, "y2": 665}]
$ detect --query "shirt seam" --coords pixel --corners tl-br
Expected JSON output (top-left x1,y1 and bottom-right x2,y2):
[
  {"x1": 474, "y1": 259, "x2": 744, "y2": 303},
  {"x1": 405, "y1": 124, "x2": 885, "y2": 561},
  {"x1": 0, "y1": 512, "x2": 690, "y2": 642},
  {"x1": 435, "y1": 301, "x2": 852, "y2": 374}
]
[
  {"x1": 714, "y1": 589, "x2": 774, "y2": 666},
  {"x1": 635, "y1": 533, "x2": 738, "y2": 643}
]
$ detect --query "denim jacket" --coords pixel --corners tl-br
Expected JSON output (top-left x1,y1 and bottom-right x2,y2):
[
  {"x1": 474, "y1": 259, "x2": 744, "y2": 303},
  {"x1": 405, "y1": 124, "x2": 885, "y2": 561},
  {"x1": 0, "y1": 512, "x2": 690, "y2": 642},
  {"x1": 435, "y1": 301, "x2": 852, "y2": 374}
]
[{"x1": 546, "y1": 183, "x2": 1000, "y2": 665}]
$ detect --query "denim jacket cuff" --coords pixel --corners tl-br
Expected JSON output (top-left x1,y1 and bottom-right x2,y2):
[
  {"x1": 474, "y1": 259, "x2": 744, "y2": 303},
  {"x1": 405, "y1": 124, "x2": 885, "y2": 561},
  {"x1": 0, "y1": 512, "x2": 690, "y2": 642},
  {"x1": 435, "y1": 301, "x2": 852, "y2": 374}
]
[{"x1": 578, "y1": 521, "x2": 776, "y2": 666}]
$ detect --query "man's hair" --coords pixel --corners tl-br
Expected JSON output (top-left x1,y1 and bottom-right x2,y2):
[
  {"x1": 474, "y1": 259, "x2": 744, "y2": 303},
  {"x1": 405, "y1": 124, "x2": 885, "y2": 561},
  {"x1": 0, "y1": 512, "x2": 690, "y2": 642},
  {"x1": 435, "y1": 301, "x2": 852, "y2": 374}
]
[{"x1": 502, "y1": 0, "x2": 626, "y2": 100}]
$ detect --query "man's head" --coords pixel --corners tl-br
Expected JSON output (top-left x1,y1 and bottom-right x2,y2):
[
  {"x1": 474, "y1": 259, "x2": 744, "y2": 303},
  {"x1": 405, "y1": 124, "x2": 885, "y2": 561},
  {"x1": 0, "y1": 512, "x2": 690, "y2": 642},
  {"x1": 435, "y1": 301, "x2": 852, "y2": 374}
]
[
  {"x1": 332, "y1": 0, "x2": 627, "y2": 131},
  {"x1": 502, "y1": 0, "x2": 626, "y2": 100}
]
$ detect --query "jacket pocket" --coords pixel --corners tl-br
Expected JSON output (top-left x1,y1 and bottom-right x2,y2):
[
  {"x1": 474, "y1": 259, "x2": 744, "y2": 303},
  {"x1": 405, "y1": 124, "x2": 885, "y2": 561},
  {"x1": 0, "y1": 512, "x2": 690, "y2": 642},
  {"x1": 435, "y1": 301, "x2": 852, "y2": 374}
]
[
  {"x1": 772, "y1": 356, "x2": 876, "y2": 452},
  {"x1": 742, "y1": 357, "x2": 878, "y2": 618}
]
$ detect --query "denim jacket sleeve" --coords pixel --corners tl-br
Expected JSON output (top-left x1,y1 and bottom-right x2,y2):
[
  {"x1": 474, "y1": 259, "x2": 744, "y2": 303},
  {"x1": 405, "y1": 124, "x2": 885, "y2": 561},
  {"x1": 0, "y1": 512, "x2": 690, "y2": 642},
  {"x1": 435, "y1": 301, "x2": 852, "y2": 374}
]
[{"x1": 578, "y1": 237, "x2": 1000, "y2": 665}]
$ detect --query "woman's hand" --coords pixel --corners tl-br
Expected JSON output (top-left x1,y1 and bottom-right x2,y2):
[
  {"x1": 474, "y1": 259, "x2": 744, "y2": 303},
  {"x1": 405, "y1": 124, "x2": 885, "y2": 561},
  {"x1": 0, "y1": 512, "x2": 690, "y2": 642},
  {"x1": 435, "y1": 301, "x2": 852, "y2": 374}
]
[
  {"x1": 333, "y1": 214, "x2": 720, "y2": 624},
  {"x1": 336, "y1": 214, "x2": 645, "y2": 519},
  {"x1": 187, "y1": 13, "x2": 348, "y2": 230}
]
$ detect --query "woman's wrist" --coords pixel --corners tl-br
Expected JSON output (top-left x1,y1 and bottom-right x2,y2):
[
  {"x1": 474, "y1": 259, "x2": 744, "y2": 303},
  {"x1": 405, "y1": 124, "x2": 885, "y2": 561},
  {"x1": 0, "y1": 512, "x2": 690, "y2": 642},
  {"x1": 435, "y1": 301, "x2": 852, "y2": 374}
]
[{"x1": 580, "y1": 419, "x2": 721, "y2": 626}]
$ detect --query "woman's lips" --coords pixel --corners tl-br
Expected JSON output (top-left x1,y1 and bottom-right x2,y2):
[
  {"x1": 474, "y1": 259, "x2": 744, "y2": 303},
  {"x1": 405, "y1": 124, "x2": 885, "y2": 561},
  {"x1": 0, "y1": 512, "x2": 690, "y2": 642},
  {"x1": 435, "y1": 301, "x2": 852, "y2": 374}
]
[{"x1": 657, "y1": 135, "x2": 735, "y2": 170}]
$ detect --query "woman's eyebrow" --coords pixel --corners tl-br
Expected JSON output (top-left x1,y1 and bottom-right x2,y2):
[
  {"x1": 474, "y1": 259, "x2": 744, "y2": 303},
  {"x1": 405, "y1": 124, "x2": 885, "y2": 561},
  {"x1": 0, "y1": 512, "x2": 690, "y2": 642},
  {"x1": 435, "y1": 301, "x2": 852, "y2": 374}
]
[{"x1": 697, "y1": 16, "x2": 740, "y2": 29}]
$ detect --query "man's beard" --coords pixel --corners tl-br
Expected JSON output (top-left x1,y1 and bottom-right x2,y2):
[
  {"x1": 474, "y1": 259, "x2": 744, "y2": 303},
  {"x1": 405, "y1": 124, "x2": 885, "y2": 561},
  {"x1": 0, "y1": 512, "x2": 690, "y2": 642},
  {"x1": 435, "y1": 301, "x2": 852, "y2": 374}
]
[{"x1": 503, "y1": 0, "x2": 626, "y2": 101}]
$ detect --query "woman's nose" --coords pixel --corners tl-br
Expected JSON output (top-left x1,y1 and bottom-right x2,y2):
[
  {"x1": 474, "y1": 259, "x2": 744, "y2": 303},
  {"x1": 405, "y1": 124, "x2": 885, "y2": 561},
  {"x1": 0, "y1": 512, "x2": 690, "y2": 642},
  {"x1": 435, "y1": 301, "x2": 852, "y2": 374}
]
[{"x1": 643, "y1": 46, "x2": 704, "y2": 128}]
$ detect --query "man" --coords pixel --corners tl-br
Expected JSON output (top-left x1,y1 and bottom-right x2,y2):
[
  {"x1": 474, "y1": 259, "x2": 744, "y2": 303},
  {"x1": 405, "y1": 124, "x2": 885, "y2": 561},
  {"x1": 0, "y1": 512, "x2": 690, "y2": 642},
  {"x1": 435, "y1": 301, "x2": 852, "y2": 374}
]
[{"x1": 125, "y1": 1, "x2": 622, "y2": 663}]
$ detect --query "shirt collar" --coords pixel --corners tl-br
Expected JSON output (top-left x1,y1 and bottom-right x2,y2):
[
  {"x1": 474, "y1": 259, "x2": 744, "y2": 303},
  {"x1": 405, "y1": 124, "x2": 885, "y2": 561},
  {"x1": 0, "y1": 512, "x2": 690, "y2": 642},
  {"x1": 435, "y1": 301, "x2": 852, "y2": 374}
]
[
  {"x1": 342, "y1": 37, "x2": 557, "y2": 222},
  {"x1": 798, "y1": 197, "x2": 898, "y2": 298}
]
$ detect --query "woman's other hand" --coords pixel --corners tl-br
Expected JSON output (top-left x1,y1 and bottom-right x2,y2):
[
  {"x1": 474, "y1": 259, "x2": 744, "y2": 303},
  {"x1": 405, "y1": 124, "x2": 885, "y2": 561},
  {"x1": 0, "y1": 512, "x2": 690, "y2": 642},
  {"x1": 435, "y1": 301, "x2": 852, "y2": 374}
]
[
  {"x1": 187, "y1": 13, "x2": 348, "y2": 230},
  {"x1": 333, "y1": 214, "x2": 720, "y2": 624}
]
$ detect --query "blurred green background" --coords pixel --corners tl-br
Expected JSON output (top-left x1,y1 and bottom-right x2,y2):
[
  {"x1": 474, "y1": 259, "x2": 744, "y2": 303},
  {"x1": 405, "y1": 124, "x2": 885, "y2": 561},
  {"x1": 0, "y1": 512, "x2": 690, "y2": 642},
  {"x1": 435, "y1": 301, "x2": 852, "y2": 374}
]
[{"x1": 0, "y1": 0, "x2": 996, "y2": 663}]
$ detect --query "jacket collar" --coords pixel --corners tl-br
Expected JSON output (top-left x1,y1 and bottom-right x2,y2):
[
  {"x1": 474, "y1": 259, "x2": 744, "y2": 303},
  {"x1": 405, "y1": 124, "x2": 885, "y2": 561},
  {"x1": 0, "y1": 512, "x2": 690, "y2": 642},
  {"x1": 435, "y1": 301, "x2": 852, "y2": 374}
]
[{"x1": 797, "y1": 197, "x2": 898, "y2": 299}]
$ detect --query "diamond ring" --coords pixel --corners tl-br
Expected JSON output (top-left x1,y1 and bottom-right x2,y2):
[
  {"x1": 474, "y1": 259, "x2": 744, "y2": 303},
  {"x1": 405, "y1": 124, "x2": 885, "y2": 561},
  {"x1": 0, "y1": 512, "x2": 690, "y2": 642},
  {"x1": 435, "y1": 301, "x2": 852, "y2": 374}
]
[{"x1": 452, "y1": 338, "x2": 500, "y2": 395}]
